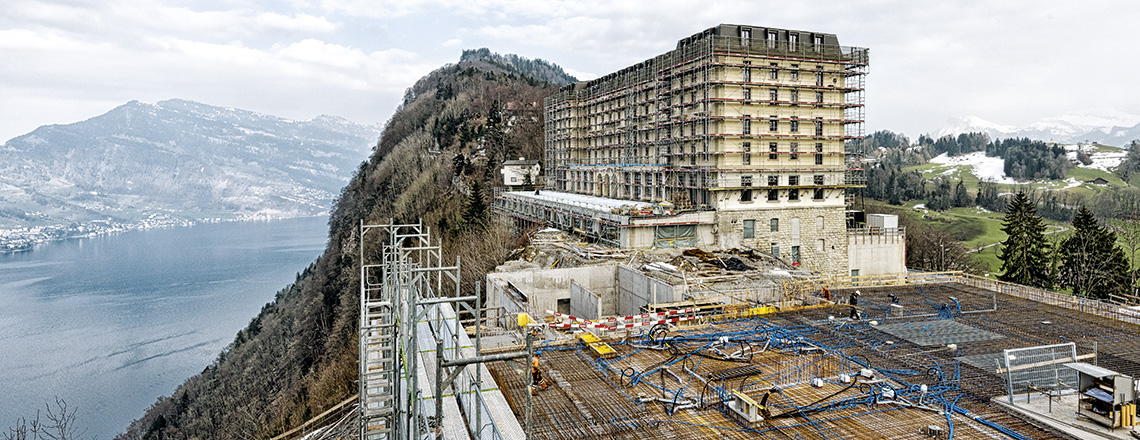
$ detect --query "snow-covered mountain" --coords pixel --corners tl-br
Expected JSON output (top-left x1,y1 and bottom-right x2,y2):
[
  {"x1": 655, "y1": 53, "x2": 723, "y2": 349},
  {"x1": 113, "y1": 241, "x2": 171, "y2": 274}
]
[
  {"x1": 0, "y1": 99, "x2": 379, "y2": 231},
  {"x1": 938, "y1": 110, "x2": 1140, "y2": 146}
]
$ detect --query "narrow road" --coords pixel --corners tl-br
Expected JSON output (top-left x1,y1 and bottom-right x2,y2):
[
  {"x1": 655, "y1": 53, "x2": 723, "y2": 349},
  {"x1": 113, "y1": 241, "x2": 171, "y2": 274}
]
[{"x1": 967, "y1": 224, "x2": 1067, "y2": 253}]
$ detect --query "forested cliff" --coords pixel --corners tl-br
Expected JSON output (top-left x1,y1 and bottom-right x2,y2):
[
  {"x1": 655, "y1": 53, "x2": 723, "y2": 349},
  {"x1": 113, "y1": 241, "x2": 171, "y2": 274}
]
[{"x1": 117, "y1": 52, "x2": 572, "y2": 439}]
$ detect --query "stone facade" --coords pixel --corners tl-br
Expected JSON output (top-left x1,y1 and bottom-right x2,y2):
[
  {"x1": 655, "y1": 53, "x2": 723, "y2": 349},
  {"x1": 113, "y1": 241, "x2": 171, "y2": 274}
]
[{"x1": 715, "y1": 205, "x2": 848, "y2": 276}]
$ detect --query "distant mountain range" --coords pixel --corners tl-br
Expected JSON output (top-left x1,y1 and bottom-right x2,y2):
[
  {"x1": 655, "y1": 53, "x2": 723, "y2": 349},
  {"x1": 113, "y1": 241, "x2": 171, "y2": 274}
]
[
  {"x1": 0, "y1": 99, "x2": 377, "y2": 247},
  {"x1": 938, "y1": 110, "x2": 1140, "y2": 146}
]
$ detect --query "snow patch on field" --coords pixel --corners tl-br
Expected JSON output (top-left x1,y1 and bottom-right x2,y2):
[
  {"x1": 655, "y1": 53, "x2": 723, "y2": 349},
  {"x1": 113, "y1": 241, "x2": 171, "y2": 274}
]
[
  {"x1": 929, "y1": 152, "x2": 1017, "y2": 183},
  {"x1": 1064, "y1": 143, "x2": 1126, "y2": 172}
]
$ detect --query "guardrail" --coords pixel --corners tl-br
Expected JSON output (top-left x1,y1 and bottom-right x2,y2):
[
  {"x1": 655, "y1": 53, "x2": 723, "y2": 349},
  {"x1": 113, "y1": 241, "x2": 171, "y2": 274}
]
[{"x1": 784, "y1": 271, "x2": 1140, "y2": 326}]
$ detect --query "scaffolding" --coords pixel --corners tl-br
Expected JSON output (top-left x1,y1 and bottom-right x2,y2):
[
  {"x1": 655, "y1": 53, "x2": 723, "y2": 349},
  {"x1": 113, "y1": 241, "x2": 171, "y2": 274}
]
[{"x1": 543, "y1": 24, "x2": 869, "y2": 213}]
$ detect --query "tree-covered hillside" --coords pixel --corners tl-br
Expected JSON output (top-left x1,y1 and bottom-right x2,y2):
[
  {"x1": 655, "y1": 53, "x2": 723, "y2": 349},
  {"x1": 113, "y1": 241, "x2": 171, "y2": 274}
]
[{"x1": 116, "y1": 56, "x2": 562, "y2": 439}]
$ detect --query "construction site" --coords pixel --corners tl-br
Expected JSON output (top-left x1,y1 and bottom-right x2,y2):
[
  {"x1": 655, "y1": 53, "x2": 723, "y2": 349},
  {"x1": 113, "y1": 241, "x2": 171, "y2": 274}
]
[
  {"x1": 268, "y1": 220, "x2": 1140, "y2": 440},
  {"x1": 274, "y1": 24, "x2": 1140, "y2": 440}
]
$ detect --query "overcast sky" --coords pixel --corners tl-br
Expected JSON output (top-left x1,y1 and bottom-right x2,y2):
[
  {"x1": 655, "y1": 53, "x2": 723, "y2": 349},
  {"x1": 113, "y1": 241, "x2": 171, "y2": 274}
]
[{"x1": 3, "y1": 0, "x2": 1139, "y2": 143}]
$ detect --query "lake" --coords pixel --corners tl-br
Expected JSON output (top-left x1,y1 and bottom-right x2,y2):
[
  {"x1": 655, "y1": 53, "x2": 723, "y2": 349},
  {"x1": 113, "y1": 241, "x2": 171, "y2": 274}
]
[{"x1": 0, "y1": 217, "x2": 328, "y2": 438}]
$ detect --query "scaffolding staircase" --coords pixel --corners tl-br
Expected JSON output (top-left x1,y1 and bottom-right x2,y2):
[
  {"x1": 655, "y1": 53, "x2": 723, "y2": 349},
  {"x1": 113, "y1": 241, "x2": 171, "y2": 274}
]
[
  {"x1": 360, "y1": 234, "x2": 400, "y2": 439},
  {"x1": 361, "y1": 285, "x2": 396, "y2": 437}
]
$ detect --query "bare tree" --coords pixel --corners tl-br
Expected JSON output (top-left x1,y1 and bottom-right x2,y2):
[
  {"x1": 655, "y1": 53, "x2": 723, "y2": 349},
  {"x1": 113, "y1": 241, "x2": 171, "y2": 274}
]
[{"x1": 5, "y1": 398, "x2": 89, "y2": 440}]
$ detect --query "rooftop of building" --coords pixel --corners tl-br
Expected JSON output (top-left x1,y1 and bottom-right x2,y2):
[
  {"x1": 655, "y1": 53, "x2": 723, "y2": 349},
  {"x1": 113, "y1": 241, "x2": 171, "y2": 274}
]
[{"x1": 479, "y1": 281, "x2": 1140, "y2": 439}]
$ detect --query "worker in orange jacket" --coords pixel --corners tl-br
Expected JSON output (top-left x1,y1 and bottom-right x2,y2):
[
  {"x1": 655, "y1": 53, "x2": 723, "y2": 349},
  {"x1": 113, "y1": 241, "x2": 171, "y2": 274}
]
[{"x1": 531, "y1": 352, "x2": 548, "y2": 395}]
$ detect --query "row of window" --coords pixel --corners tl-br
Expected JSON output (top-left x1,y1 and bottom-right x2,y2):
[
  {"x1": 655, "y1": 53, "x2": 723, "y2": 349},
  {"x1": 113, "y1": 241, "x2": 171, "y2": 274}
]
[
  {"x1": 742, "y1": 88, "x2": 825, "y2": 104},
  {"x1": 740, "y1": 28, "x2": 826, "y2": 53},
  {"x1": 741, "y1": 142, "x2": 824, "y2": 164},
  {"x1": 741, "y1": 174, "x2": 827, "y2": 187},
  {"x1": 741, "y1": 62, "x2": 827, "y2": 85},
  {"x1": 741, "y1": 117, "x2": 825, "y2": 135},
  {"x1": 740, "y1": 187, "x2": 825, "y2": 202}
]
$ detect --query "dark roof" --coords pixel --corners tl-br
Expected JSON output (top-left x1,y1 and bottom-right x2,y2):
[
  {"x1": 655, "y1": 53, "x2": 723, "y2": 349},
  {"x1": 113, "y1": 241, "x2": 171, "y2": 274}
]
[{"x1": 503, "y1": 159, "x2": 539, "y2": 166}]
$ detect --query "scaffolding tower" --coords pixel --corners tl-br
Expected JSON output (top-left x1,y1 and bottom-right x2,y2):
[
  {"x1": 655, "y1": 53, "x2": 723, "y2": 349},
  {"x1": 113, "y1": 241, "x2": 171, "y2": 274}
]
[{"x1": 359, "y1": 221, "x2": 461, "y2": 440}]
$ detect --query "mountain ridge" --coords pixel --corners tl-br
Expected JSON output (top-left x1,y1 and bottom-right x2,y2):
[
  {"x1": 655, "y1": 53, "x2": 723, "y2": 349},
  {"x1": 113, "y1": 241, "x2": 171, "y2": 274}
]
[
  {"x1": 937, "y1": 110, "x2": 1140, "y2": 146},
  {"x1": 0, "y1": 99, "x2": 379, "y2": 251}
]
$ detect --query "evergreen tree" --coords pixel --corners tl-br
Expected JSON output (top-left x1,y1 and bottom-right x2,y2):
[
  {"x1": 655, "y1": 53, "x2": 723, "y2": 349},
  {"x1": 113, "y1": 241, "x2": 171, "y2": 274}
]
[
  {"x1": 462, "y1": 179, "x2": 489, "y2": 229},
  {"x1": 1057, "y1": 206, "x2": 1131, "y2": 299},
  {"x1": 997, "y1": 192, "x2": 1052, "y2": 288},
  {"x1": 953, "y1": 180, "x2": 971, "y2": 208}
]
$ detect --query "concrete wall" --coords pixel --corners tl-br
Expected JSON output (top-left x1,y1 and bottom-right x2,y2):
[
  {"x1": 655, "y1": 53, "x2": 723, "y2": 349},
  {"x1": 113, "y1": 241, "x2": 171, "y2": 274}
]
[
  {"x1": 569, "y1": 281, "x2": 601, "y2": 320},
  {"x1": 848, "y1": 231, "x2": 905, "y2": 276},
  {"x1": 617, "y1": 265, "x2": 678, "y2": 316},
  {"x1": 501, "y1": 164, "x2": 540, "y2": 186},
  {"x1": 487, "y1": 264, "x2": 619, "y2": 318}
]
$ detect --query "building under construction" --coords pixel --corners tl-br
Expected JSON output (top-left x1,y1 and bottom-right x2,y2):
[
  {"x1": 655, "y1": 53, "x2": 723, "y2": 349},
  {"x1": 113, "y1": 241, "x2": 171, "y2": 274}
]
[{"x1": 495, "y1": 24, "x2": 872, "y2": 277}]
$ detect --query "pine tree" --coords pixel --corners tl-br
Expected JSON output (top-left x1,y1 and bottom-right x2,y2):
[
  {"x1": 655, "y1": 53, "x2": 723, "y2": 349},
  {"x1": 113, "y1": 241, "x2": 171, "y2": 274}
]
[
  {"x1": 997, "y1": 192, "x2": 1052, "y2": 288},
  {"x1": 1058, "y1": 206, "x2": 1131, "y2": 299},
  {"x1": 953, "y1": 180, "x2": 971, "y2": 208},
  {"x1": 462, "y1": 179, "x2": 489, "y2": 229}
]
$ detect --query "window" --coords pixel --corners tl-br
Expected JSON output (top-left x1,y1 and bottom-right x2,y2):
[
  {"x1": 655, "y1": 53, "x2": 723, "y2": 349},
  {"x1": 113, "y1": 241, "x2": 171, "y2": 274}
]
[
  {"x1": 851, "y1": 269, "x2": 860, "y2": 277},
  {"x1": 741, "y1": 175, "x2": 752, "y2": 186},
  {"x1": 790, "y1": 143, "x2": 799, "y2": 160},
  {"x1": 743, "y1": 67, "x2": 751, "y2": 82},
  {"x1": 814, "y1": 174, "x2": 824, "y2": 185},
  {"x1": 790, "y1": 118, "x2": 799, "y2": 133},
  {"x1": 769, "y1": 116, "x2": 778, "y2": 132},
  {"x1": 790, "y1": 89, "x2": 798, "y2": 104},
  {"x1": 814, "y1": 35, "x2": 823, "y2": 52},
  {"x1": 772, "y1": 244, "x2": 780, "y2": 260},
  {"x1": 769, "y1": 88, "x2": 778, "y2": 102},
  {"x1": 790, "y1": 64, "x2": 799, "y2": 80},
  {"x1": 691, "y1": 91, "x2": 697, "y2": 103},
  {"x1": 815, "y1": 71, "x2": 824, "y2": 87},
  {"x1": 815, "y1": 142, "x2": 824, "y2": 165},
  {"x1": 769, "y1": 63, "x2": 778, "y2": 79},
  {"x1": 789, "y1": 34, "x2": 798, "y2": 51},
  {"x1": 768, "y1": 189, "x2": 778, "y2": 201},
  {"x1": 743, "y1": 219, "x2": 755, "y2": 238},
  {"x1": 767, "y1": 31, "x2": 777, "y2": 48},
  {"x1": 817, "y1": 239, "x2": 825, "y2": 252},
  {"x1": 813, "y1": 188, "x2": 824, "y2": 200},
  {"x1": 741, "y1": 117, "x2": 751, "y2": 135},
  {"x1": 770, "y1": 218, "x2": 779, "y2": 232},
  {"x1": 815, "y1": 119, "x2": 824, "y2": 136},
  {"x1": 815, "y1": 91, "x2": 824, "y2": 103},
  {"x1": 690, "y1": 122, "x2": 696, "y2": 136},
  {"x1": 791, "y1": 246, "x2": 800, "y2": 264},
  {"x1": 817, "y1": 216, "x2": 825, "y2": 230},
  {"x1": 768, "y1": 175, "x2": 778, "y2": 186},
  {"x1": 741, "y1": 189, "x2": 752, "y2": 202},
  {"x1": 789, "y1": 188, "x2": 799, "y2": 200},
  {"x1": 769, "y1": 142, "x2": 778, "y2": 160},
  {"x1": 788, "y1": 175, "x2": 799, "y2": 186},
  {"x1": 742, "y1": 142, "x2": 751, "y2": 165},
  {"x1": 741, "y1": 28, "x2": 751, "y2": 45},
  {"x1": 742, "y1": 88, "x2": 751, "y2": 101},
  {"x1": 511, "y1": 176, "x2": 517, "y2": 182}
]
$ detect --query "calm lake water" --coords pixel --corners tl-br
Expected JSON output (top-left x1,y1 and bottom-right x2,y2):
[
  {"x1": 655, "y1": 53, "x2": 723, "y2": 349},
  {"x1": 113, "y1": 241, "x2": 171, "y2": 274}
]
[{"x1": 0, "y1": 217, "x2": 328, "y2": 438}]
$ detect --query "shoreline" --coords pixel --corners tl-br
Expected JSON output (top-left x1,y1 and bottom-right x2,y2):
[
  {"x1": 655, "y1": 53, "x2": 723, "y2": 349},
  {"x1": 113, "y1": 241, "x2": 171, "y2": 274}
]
[{"x1": 0, "y1": 213, "x2": 325, "y2": 254}]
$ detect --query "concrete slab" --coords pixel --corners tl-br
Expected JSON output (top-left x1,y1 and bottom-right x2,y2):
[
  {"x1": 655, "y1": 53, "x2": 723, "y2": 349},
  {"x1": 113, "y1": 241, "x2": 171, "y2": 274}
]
[{"x1": 996, "y1": 393, "x2": 1138, "y2": 440}]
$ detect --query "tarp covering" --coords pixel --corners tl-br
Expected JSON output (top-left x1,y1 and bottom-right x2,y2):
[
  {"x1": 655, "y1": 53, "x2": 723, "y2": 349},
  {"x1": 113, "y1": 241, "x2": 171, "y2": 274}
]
[{"x1": 655, "y1": 224, "x2": 696, "y2": 248}]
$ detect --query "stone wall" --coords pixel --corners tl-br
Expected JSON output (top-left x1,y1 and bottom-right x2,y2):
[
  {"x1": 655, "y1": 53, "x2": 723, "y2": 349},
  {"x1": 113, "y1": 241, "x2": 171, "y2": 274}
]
[{"x1": 715, "y1": 205, "x2": 849, "y2": 277}]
